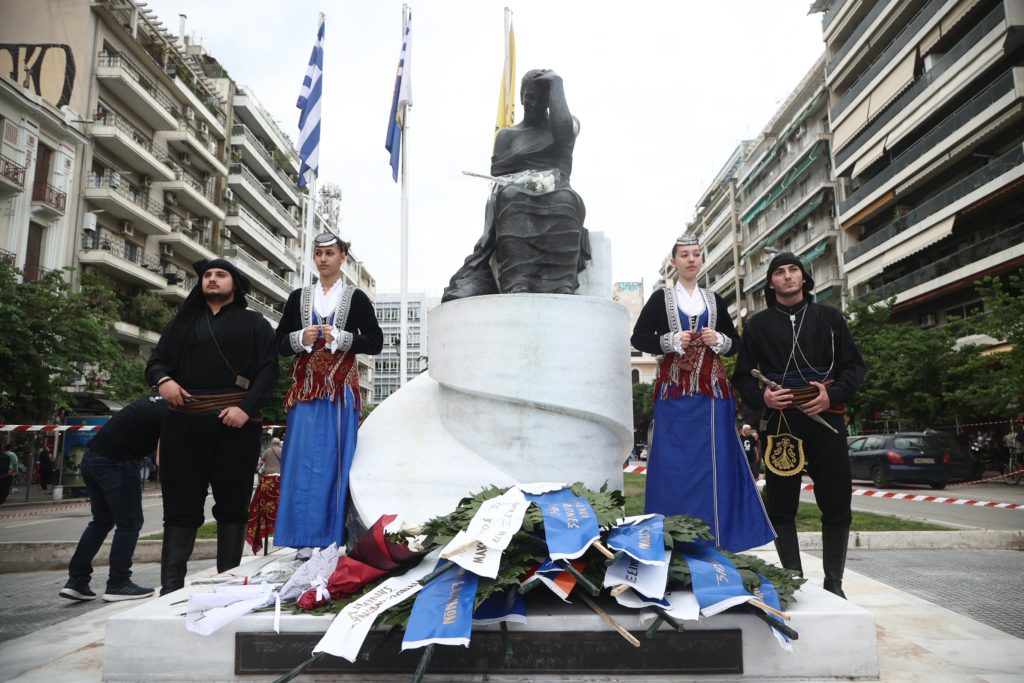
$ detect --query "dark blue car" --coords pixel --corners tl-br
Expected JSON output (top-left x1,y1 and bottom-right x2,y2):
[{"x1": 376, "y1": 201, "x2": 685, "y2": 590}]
[{"x1": 847, "y1": 432, "x2": 954, "y2": 489}]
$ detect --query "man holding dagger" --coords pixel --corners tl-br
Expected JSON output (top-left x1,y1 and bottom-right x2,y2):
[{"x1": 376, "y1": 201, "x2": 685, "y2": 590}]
[{"x1": 732, "y1": 252, "x2": 866, "y2": 598}]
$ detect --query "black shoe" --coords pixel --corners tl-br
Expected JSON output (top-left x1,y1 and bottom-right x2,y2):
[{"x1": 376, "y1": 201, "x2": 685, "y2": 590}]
[
  {"x1": 216, "y1": 523, "x2": 247, "y2": 573},
  {"x1": 102, "y1": 581, "x2": 155, "y2": 602},
  {"x1": 160, "y1": 526, "x2": 198, "y2": 596},
  {"x1": 59, "y1": 580, "x2": 96, "y2": 601},
  {"x1": 822, "y1": 524, "x2": 850, "y2": 600}
]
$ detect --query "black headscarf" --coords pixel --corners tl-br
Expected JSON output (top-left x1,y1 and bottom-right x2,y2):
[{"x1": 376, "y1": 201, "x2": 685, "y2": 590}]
[
  {"x1": 156, "y1": 259, "x2": 251, "y2": 368},
  {"x1": 763, "y1": 252, "x2": 815, "y2": 306}
]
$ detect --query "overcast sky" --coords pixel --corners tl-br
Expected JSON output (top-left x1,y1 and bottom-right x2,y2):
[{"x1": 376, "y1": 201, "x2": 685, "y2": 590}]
[{"x1": 144, "y1": 0, "x2": 826, "y2": 297}]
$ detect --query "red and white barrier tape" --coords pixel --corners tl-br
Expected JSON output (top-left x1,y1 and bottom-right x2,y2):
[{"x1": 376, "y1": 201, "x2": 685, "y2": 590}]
[
  {"x1": 623, "y1": 464, "x2": 1024, "y2": 509},
  {"x1": 2, "y1": 424, "x2": 287, "y2": 433}
]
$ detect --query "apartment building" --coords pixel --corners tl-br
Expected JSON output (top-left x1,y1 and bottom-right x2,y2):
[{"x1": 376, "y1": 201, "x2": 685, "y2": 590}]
[
  {"x1": 373, "y1": 293, "x2": 434, "y2": 404},
  {"x1": 613, "y1": 281, "x2": 658, "y2": 384},
  {"x1": 0, "y1": 73, "x2": 88, "y2": 283},
  {"x1": 814, "y1": 0, "x2": 1024, "y2": 327},
  {"x1": 735, "y1": 54, "x2": 844, "y2": 314}
]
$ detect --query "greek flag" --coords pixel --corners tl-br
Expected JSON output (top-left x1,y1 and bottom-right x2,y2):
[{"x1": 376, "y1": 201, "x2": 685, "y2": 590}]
[
  {"x1": 296, "y1": 13, "x2": 324, "y2": 189},
  {"x1": 385, "y1": 14, "x2": 412, "y2": 182}
]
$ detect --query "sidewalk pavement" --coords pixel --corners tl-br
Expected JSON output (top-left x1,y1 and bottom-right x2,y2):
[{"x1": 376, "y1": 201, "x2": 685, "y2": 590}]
[{"x1": 0, "y1": 547, "x2": 1021, "y2": 682}]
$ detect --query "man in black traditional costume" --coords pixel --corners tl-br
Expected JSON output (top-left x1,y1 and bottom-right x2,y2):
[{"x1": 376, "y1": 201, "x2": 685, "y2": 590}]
[
  {"x1": 146, "y1": 259, "x2": 278, "y2": 594},
  {"x1": 443, "y1": 69, "x2": 589, "y2": 301},
  {"x1": 732, "y1": 253, "x2": 866, "y2": 598}
]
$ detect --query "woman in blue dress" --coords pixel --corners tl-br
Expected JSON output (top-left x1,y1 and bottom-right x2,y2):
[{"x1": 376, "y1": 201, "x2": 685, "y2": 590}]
[
  {"x1": 274, "y1": 233, "x2": 383, "y2": 549},
  {"x1": 630, "y1": 235, "x2": 774, "y2": 552}
]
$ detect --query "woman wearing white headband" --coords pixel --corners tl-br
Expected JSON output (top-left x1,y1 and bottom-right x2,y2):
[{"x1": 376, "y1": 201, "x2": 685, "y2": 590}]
[{"x1": 630, "y1": 235, "x2": 774, "y2": 552}]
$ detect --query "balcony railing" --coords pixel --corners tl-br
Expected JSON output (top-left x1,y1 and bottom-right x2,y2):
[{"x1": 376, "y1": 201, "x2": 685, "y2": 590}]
[
  {"x1": 93, "y1": 109, "x2": 174, "y2": 168},
  {"x1": 859, "y1": 221, "x2": 1024, "y2": 302},
  {"x1": 224, "y1": 244, "x2": 292, "y2": 293},
  {"x1": 232, "y1": 123, "x2": 298, "y2": 192},
  {"x1": 177, "y1": 115, "x2": 221, "y2": 156},
  {"x1": 228, "y1": 203, "x2": 288, "y2": 245},
  {"x1": 88, "y1": 172, "x2": 165, "y2": 216},
  {"x1": 831, "y1": 0, "x2": 945, "y2": 121},
  {"x1": 245, "y1": 292, "x2": 282, "y2": 322},
  {"x1": 164, "y1": 215, "x2": 214, "y2": 249},
  {"x1": 826, "y1": 0, "x2": 892, "y2": 75},
  {"x1": 172, "y1": 169, "x2": 218, "y2": 204},
  {"x1": 1, "y1": 154, "x2": 26, "y2": 187},
  {"x1": 846, "y1": 144, "x2": 1024, "y2": 262},
  {"x1": 32, "y1": 182, "x2": 67, "y2": 212},
  {"x1": 841, "y1": 68, "x2": 1017, "y2": 214},
  {"x1": 835, "y1": 4, "x2": 1006, "y2": 164},
  {"x1": 97, "y1": 51, "x2": 176, "y2": 113},
  {"x1": 83, "y1": 231, "x2": 162, "y2": 271},
  {"x1": 822, "y1": 0, "x2": 852, "y2": 30},
  {"x1": 22, "y1": 263, "x2": 55, "y2": 282},
  {"x1": 230, "y1": 162, "x2": 298, "y2": 228}
]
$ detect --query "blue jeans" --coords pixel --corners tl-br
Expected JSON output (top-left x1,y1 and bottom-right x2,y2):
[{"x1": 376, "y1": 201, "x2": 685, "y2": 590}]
[{"x1": 67, "y1": 450, "x2": 144, "y2": 586}]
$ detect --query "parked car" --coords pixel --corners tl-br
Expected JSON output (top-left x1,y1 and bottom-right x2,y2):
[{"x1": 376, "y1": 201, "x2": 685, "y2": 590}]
[{"x1": 847, "y1": 432, "x2": 954, "y2": 489}]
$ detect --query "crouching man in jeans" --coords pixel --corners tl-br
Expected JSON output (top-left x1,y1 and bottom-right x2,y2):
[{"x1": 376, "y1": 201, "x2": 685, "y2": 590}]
[{"x1": 60, "y1": 395, "x2": 167, "y2": 602}]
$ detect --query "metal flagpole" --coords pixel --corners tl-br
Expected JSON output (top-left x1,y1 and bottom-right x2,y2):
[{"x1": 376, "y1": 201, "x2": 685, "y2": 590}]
[
  {"x1": 399, "y1": 4, "x2": 410, "y2": 388},
  {"x1": 305, "y1": 176, "x2": 317, "y2": 285}
]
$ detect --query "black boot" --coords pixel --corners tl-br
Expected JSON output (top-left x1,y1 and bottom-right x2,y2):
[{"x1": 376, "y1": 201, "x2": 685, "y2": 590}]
[
  {"x1": 822, "y1": 524, "x2": 850, "y2": 599},
  {"x1": 772, "y1": 522, "x2": 803, "y2": 575},
  {"x1": 160, "y1": 526, "x2": 197, "y2": 596},
  {"x1": 216, "y1": 523, "x2": 247, "y2": 573}
]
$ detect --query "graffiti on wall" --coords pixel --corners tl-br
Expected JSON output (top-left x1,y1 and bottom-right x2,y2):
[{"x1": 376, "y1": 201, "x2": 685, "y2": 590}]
[{"x1": 0, "y1": 44, "x2": 76, "y2": 109}]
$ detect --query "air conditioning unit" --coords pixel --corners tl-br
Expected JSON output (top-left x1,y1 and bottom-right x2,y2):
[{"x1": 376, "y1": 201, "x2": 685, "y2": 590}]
[
  {"x1": 140, "y1": 174, "x2": 152, "y2": 187},
  {"x1": 221, "y1": 227, "x2": 232, "y2": 240},
  {"x1": 164, "y1": 191, "x2": 178, "y2": 206},
  {"x1": 920, "y1": 313, "x2": 937, "y2": 327},
  {"x1": 82, "y1": 213, "x2": 97, "y2": 233},
  {"x1": 223, "y1": 188, "x2": 234, "y2": 202},
  {"x1": 160, "y1": 244, "x2": 174, "y2": 257},
  {"x1": 178, "y1": 152, "x2": 192, "y2": 165},
  {"x1": 120, "y1": 220, "x2": 134, "y2": 236},
  {"x1": 110, "y1": 171, "x2": 121, "y2": 189},
  {"x1": 184, "y1": 107, "x2": 195, "y2": 121},
  {"x1": 198, "y1": 121, "x2": 209, "y2": 136},
  {"x1": 200, "y1": 170, "x2": 210, "y2": 181}
]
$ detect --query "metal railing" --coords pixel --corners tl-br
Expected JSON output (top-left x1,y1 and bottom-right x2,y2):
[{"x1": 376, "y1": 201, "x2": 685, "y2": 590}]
[
  {"x1": 87, "y1": 172, "x2": 165, "y2": 217},
  {"x1": 164, "y1": 215, "x2": 214, "y2": 249},
  {"x1": 231, "y1": 124, "x2": 298, "y2": 193},
  {"x1": 31, "y1": 182, "x2": 67, "y2": 212},
  {"x1": 826, "y1": 0, "x2": 893, "y2": 75},
  {"x1": 1, "y1": 153, "x2": 26, "y2": 187},
  {"x1": 229, "y1": 163, "x2": 298, "y2": 228},
  {"x1": 97, "y1": 51, "x2": 176, "y2": 114},
  {"x1": 245, "y1": 293, "x2": 282, "y2": 323},
  {"x1": 845, "y1": 144, "x2": 1024, "y2": 262},
  {"x1": 177, "y1": 115, "x2": 220, "y2": 157},
  {"x1": 858, "y1": 221, "x2": 1024, "y2": 302},
  {"x1": 841, "y1": 68, "x2": 1017, "y2": 213},
  {"x1": 831, "y1": 0, "x2": 945, "y2": 121},
  {"x1": 172, "y1": 169, "x2": 218, "y2": 204},
  {"x1": 835, "y1": 3, "x2": 1006, "y2": 164},
  {"x1": 82, "y1": 231, "x2": 162, "y2": 271},
  {"x1": 823, "y1": 0, "x2": 852, "y2": 30},
  {"x1": 93, "y1": 110, "x2": 175, "y2": 169},
  {"x1": 224, "y1": 244, "x2": 293, "y2": 293},
  {"x1": 227, "y1": 204, "x2": 291, "y2": 251}
]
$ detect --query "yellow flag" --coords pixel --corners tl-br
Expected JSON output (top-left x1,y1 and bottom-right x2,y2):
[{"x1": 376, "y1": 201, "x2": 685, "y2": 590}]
[{"x1": 495, "y1": 9, "x2": 516, "y2": 131}]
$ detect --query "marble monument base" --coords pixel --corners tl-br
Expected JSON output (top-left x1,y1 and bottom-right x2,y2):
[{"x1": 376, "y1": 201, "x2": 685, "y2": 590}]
[{"x1": 102, "y1": 553, "x2": 878, "y2": 681}]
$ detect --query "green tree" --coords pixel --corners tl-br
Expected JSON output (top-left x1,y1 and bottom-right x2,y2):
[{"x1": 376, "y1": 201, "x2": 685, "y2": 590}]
[
  {"x1": 632, "y1": 381, "x2": 655, "y2": 446},
  {"x1": 971, "y1": 270, "x2": 1024, "y2": 414},
  {"x1": 0, "y1": 261, "x2": 123, "y2": 422}
]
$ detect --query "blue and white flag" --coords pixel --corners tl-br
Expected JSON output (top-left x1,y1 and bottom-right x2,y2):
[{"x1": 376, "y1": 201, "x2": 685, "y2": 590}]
[
  {"x1": 385, "y1": 14, "x2": 412, "y2": 182},
  {"x1": 523, "y1": 486, "x2": 601, "y2": 560},
  {"x1": 296, "y1": 13, "x2": 324, "y2": 189},
  {"x1": 753, "y1": 574, "x2": 793, "y2": 652},
  {"x1": 402, "y1": 560, "x2": 479, "y2": 650},
  {"x1": 606, "y1": 515, "x2": 666, "y2": 565},
  {"x1": 472, "y1": 586, "x2": 527, "y2": 625},
  {"x1": 603, "y1": 549, "x2": 671, "y2": 599},
  {"x1": 614, "y1": 589, "x2": 700, "y2": 625},
  {"x1": 679, "y1": 543, "x2": 754, "y2": 617}
]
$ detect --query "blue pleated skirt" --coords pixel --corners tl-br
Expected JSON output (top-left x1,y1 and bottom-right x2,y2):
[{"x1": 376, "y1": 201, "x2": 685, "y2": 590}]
[
  {"x1": 645, "y1": 394, "x2": 776, "y2": 553},
  {"x1": 273, "y1": 386, "x2": 359, "y2": 548}
]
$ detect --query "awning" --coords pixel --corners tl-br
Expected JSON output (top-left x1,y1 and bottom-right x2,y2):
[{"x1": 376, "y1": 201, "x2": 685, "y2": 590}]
[
  {"x1": 867, "y1": 50, "x2": 917, "y2": 119},
  {"x1": 851, "y1": 134, "x2": 888, "y2": 179},
  {"x1": 738, "y1": 90, "x2": 826, "y2": 195},
  {"x1": 815, "y1": 286, "x2": 836, "y2": 303},
  {"x1": 800, "y1": 239, "x2": 830, "y2": 264},
  {"x1": 847, "y1": 214, "x2": 956, "y2": 287},
  {"x1": 833, "y1": 97, "x2": 870, "y2": 152},
  {"x1": 741, "y1": 141, "x2": 824, "y2": 225},
  {"x1": 742, "y1": 190, "x2": 827, "y2": 260}
]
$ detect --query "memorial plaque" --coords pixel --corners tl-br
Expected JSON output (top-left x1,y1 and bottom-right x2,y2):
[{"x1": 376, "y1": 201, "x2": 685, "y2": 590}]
[{"x1": 236, "y1": 629, "x2": 743, "y2": 675}]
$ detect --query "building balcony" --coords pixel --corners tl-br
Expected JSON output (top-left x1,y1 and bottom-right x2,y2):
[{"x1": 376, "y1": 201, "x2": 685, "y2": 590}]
[
  {"x1": 158, "y1": 272, "x2": 197, "y2": 304},
  {"x1": 228, "y1": 163, "x2": 299, "y2": 237},
  {"x1": 743, "y1": 188, "x2": 831, "y2": 261},
  {"x1": 30, "y1": 182, "x2": 67, "y2": 218},
  {"x1": 160, "y1": 118, "x2": 228, "y2": 177},
  {"x1": 84, "y1": 173, "x2": 170, "y2": 236},
  {"x1": 91, "y1": 110, "x2": 175, "y2": 181},
  {"x1": 825, "y1": 0, "x2": 895, "y2": 80},
  {"x1": 225, "y1": 204, "x2": 297, "y2": 272},
  {"x1": 113, "y1": 320, "x2": 161, "y2": 347},
  {"x1": 708, "y1": 266, "x2": 737, "y2": 297},
  {"x1": 741, "y1": 139, "x2": 829, "y2": 226},
  {"x1": 857, "y1": 221, "x2": 1024, "y2": 307},
  {"x1": 95, "y1": 52, "x2": 178, "y2": 131},
  {"x1": 223, "y1": 245, "x2": 293, "y2": 303},
  {"x1": 79, "y1": 232, "x2": 168, "y2": 289},
  {"x1": 231, "y1": 124, "x2": 300, "y2": 206},
  {"x1": 704, "y1": 236, "x2": 734, "y2": 271},
  {"x1": 169, "y1": 75, "x2": 227, "y2": 137},
  {"x1": 833, "y1": 3, "x2": 1013, "y2": 173},
  {"x1": 156, "y1": 170, "x2": 225, "y2": 222},
  {"x1": 245, "y1": 293, "x2": 282, "y2": 326},
  {"x1": 840, "y1": 67, "x2": 1023, "y2": 223},
  {"x1": 157, "y1": 216, "x2": 216, "y2": 263},
  {"x1": 233, "y1": 88, "x2": 300, "y2": 172},
  {"x1": 0, "y1": 153, "x2": 26, "y2": 197}
]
